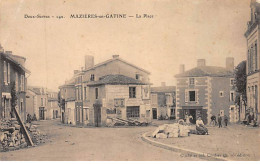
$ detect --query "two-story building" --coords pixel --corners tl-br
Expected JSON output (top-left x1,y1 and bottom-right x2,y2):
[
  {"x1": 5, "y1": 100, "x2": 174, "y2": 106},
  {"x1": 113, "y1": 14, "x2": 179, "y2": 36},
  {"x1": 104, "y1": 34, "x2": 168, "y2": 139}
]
[
  {"x1": 59, "y1": 79, "x2": 76, "y2": 124},
  {"x1": 151, "y1": 82, "x2": 176, "y2": 119},
  {"x1": 26, "y1": 87, "x2": 48, "y2": 120},
  {"x1": 47, "y1": 91, "x2": 60, "y2": 119},
  {"x1": 245, "y1": 0, "x2": 260, "y2": 122},
  {"x1": 175, "y1": 58, "x2": 237, "y2": 124},
  {"x1": 0, "y1": 44, "x2": 30, "y2": 123},
  {"x1": 60, "y1": 55, "x2": 151, "y2": 126}
]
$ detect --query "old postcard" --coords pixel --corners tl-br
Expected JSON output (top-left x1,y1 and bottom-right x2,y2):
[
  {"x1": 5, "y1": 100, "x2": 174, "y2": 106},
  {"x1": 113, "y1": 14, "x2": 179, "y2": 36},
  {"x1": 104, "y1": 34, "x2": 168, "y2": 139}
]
[{"x1": 0, "y1": 0, "x2": 259, "y2": 161}]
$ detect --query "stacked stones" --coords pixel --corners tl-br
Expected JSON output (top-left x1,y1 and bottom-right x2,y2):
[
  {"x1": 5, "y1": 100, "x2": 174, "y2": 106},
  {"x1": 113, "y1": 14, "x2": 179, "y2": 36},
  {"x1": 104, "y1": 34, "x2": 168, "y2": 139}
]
[
  {"x1": 0, "y1": 118, "x2": 27, "y2": 151},
  {"x1": 152, "y1": 123, "x2": 193, "y2": 139},
  {"x1": 27, "y1": 124, "x2": 47, "y2": 145},
  {"x1": 0, "y1": 118, "x2": 47, "y2": 152}
]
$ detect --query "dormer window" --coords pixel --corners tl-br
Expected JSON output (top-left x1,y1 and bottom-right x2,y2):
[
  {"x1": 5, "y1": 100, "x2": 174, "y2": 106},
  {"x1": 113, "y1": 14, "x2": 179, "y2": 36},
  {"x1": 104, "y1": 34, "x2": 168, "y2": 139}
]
[{"x1": 189, "y1": 78, "x2": 195, "y2": 85}]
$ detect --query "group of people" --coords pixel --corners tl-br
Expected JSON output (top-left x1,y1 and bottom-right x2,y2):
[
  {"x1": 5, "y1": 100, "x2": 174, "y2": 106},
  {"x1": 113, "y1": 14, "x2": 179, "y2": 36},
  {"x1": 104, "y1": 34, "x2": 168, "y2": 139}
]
[
  {"x1": 210, "y1": 114, "x2": 228, "y2": 128},
  {"x1": 26, "y1": 113, "x2": 37, "y2": 123}
]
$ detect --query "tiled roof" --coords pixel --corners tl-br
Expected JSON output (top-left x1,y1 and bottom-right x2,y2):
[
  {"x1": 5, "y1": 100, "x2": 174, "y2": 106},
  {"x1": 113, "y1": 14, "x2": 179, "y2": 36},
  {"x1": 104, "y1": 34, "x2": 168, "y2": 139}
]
[
  {"x1": 82, "y1": 57, "x2": 150, "y2": 74},
  {"x1": 87, "y1": 74, "x2": 147, "y2": 86},
  {"x1": 151, "y1": 86, "x2": 176, "y2": 93},
  {"x1": 175, "y1": 66, "x2": 234, "y2": 78},
  {"x1": 28, "y1": 88, "x2": 41, "y2": 95}
]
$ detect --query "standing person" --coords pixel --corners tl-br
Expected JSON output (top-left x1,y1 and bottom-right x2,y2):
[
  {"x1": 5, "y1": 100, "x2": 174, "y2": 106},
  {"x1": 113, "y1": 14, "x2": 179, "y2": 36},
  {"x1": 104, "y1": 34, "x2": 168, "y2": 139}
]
[
  {"x1": 218, "y1": 114, "x2": 222, "y2": 128},
  {"x1": 224, "y1": 115, "x2": 228, "y2": 127},
  {"x1": 210, "y1": 115, "x2": 216, "y2": 126},
  {"x1": 196, "y1": 117, "x2": 209, "y2": 135}
]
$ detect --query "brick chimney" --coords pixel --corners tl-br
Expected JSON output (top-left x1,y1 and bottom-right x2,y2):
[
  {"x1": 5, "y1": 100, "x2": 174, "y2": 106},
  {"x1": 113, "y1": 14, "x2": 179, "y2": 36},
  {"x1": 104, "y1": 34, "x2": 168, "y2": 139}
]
[
  {"x1": 197, "y1": 59, "x2": 206, "y2": 67},
  {"x1": 5, "y1": 51, "x2": 12, "y2": 55},
  {"x1": 226, "y1": 57, "x2": 234, "y2": 71},
  {"x1": 85, "y1": 55, "x2": 94, "y2": 70},
  {"x1": 112, "y1": 55, "x2": 119, "y2": 59},
  {"x1": 179, "y1": 64, "x2": 185, "y2": 74}
]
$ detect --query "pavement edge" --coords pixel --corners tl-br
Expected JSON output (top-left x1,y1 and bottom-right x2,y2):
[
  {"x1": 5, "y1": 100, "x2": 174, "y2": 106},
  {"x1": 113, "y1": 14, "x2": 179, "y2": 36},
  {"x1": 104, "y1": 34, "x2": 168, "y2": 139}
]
[{"x1": 141, "y1": 131, "x2": 230, "y2": 161}]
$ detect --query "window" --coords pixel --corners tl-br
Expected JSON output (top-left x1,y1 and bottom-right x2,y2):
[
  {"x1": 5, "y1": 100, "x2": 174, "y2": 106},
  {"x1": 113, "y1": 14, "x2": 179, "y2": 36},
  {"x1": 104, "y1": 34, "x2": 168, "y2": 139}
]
[
  {"x1": 20, "y1": 75, "x2": 25, "y2": 91},
  {"x1": 151, "y1": 94, "x2": 157, "y2": 105},
  {"x1": 84, "y1": 87, "x2": 87, "y2": 100},
  {"x1": 3, "y1": 61, "x2": 7, "y2": 84},
  {"x1": 7, "y1": 63, "x2": 10, "y2": 84},
  {"x1": 230, "y1": 79, "x2": 235, "y2": 86},
  {"x1": 185, "y1": 90, "x2": 197, "y2": 102},
  {"x1": 20, "y1": 99, "x2": 23, "y2": 112},
  {"x1": 129, "y1": 87, "x2": 136, "y2": 98},
  {"x1": 79, "y1": 86, "x2": 82, "y2": 100},
  {"x1": 76, "y1": 88, "x2": 78, "y2": 100},
  {"x1": 41, "y1": 98, "x2": 43, "y2": 106},
  {"x1": 95, "y1": 88, "x2": 98, "y2": 99},
  {"x1": 90, "y1": 74, "x2": 95, "y2": 81},
  {"x1": 189, "y1": 91, "x2": 196, "y2": 101},
  {"x1": 230, "y1": 91, "x2": 234, "y2": 102},
  {"x1": 127, "y1": 106, "x2": 140, "y2": 118},
  {"x1": 15, "y1": 72, "x2": 18, "y2": 91},
  {"x1": 189, "y1": 78, "x2": 195, "y2": 85},
  {"x1": 219, "y1": 91, "x2": 224, "y2": 97}
]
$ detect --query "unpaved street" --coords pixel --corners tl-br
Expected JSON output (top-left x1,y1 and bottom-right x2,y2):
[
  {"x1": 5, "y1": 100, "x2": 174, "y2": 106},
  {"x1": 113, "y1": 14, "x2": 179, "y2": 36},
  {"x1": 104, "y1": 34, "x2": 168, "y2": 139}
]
[{"x1": 1, "y1": 120, "x2": 200, "y2": 161}]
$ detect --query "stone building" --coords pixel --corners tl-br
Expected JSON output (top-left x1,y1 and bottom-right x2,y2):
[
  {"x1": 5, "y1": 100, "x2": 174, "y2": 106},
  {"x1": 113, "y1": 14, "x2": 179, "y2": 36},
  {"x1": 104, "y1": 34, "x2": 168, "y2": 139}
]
[
  {"x1": 0, "y1": 45, "x2": 30, "y2": 123},
  {"x1": 47, "y1": 91, "x2": 60, "y2": 119},
  {"x1": 151, "y1": 82, "x2": 176, "y2": 120},
  {"x1": 175, "y1": 58, "x2": 237, "y2": 124},
  {"x1": 244, "y1": 0, "x2": 260, "y2": 122},
  {"x1": 59, "y1": 55, "x2": 151, "y2": 126},
  {"x1": 26, "y1": 87, "x2": 48, "y2": 120}
]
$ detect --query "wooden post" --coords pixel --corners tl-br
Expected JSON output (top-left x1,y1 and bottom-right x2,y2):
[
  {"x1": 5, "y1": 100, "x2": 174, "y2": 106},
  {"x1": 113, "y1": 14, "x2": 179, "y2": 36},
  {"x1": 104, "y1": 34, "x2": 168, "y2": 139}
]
[{"x1": 14, "y1": 106, "x2": 34, "y2": 146}]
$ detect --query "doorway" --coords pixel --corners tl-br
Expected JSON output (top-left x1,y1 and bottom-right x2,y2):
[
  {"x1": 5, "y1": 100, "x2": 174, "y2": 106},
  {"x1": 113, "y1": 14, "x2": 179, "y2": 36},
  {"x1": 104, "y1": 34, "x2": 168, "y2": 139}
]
[
  {"x1": 39, "y1": 107, "x2": 45, "y2": 120},
  {"x1": 152, "y1": 108, "x2": 157, "y2": 119},
  {"x1": 94, "y1": 103, "x2": 101, "y2": 127}
]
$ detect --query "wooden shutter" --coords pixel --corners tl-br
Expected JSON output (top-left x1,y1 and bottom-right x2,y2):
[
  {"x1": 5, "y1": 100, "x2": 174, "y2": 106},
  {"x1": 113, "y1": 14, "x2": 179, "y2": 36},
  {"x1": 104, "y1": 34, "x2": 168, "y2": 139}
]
[{"x1": 185, "y1": 90, "x2": 188, "y2": 102}]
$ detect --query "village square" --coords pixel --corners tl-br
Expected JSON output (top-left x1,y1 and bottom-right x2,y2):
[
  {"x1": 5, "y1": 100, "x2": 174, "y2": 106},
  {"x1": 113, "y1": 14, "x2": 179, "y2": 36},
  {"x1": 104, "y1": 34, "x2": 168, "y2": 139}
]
[{"x1": 0, "y1": 0, "x2": 259, "y2": 161}]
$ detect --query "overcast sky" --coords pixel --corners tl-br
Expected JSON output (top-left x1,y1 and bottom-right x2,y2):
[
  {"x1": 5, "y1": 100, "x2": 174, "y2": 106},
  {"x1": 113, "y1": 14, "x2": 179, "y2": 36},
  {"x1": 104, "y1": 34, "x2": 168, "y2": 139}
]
[{"x1": 0, "y1": 0, "x2": 250, "y2": 91}]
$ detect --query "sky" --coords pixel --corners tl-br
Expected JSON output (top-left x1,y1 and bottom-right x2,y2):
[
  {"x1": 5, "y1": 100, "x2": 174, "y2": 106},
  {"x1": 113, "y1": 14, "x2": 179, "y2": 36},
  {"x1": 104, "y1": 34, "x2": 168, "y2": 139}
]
[{"x1": 0, "y1": 0, "x2": 251, "y2": 91}]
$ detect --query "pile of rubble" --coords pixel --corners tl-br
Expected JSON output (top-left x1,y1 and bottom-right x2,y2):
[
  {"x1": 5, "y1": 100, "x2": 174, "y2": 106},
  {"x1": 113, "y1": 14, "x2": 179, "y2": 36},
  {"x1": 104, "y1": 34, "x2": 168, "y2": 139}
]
[
  {"x1": 106, "y1": 117, "x2": 149, "y2": 127},
  {"x1": 0, "y1": 118, "x2": 47, "y2": 152},
  {"x1": 152, "y1": 122, "x2": 194, "y2": 139}
]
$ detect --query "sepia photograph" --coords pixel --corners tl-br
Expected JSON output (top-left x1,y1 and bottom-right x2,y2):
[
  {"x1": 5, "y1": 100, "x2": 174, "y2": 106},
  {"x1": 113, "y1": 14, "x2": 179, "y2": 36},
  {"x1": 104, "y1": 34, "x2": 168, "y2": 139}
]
[{"x1": 0, "y1": 0, "x2": 259, "y2": 161}]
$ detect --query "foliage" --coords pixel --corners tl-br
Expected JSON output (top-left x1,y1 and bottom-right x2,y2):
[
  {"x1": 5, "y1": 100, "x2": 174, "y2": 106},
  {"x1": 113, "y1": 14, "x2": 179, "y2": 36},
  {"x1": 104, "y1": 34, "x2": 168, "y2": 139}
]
[
  {"x1": 234, "y1": 61, "x2": 247, "y2": 108},
  {"x1": 10, "y1": 82, "x2": 18, "y2": 117}
]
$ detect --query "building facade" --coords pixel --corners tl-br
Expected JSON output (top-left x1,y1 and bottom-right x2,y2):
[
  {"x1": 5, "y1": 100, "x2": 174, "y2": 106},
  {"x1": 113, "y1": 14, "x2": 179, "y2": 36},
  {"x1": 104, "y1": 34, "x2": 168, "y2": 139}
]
[
  {"x1": 26, "y1": 87, "x2": 48, "y2": 120},
  {"x1": 151, "y1": 82, "x2": 176, "y2": 120},
  {"x1": 0, "y1": 45, "x2": 30, "y2": 123},
  {"x1": 175, "y1": 58, "x2": 237, "y2": 124},
  {"x1": 59, "y1": 55, "x2": 151, "y2": 126},
  {"x1": 47, "y1": 91, "x2": 60, "y2": 119},
  {"x1": 245, "y1": 0, "x2": 260, "y2": 122}
]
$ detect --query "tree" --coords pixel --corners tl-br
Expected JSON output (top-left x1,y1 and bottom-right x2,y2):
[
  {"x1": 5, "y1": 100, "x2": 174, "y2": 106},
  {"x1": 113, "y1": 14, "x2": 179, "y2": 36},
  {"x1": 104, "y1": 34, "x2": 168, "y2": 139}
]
[
  {"x1": 234, "y1": 60, "x2": 247, "y2": 117},
  {"x1": 10, "y1": 82, "x2": 18, "y2": 118}
]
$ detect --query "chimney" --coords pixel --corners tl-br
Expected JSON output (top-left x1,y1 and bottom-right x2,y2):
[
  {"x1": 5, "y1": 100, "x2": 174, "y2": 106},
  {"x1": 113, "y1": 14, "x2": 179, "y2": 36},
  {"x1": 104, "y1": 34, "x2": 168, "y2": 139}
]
[
  {"x1": 5, "y1": 51, "x2": 12, "y2": 55},
  {"x1": 179, "y1": 64, "x2": 185, "y2": 74},
  {"x1": 85, "y1": 55, "x2": 94, "y2": 70},
  {"x1": 226, "y1": 57, "x2": 234, "y2": 71},
  {"x1": 74, "y1": 70, "x2": 79, "y2": 75},
  {"x1": 197, "y1": 59, "x2": 206, "y2": 67},
  {"x1": 112, "y1": 55, "x2": 119, "y2": 59},
  {"x1": 161, "y1": 82, "x2": 166, "y2": 87}
]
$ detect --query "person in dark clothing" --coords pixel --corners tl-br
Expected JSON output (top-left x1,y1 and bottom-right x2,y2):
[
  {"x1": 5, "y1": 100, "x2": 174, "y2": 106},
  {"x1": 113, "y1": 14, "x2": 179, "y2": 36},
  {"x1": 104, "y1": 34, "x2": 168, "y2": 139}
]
[
  {"x1": 26, "y1": 114, "x2": 32, "y2": 123},
  {"x1": 210, "y1": 115, "x2": 216, "y2": 126},
  {"x1": 224, "y1": 115, "x2": 228, "y2": 126},
  {"x1": 218, "y1": 114, "x2": 222, "y2": 128}
]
